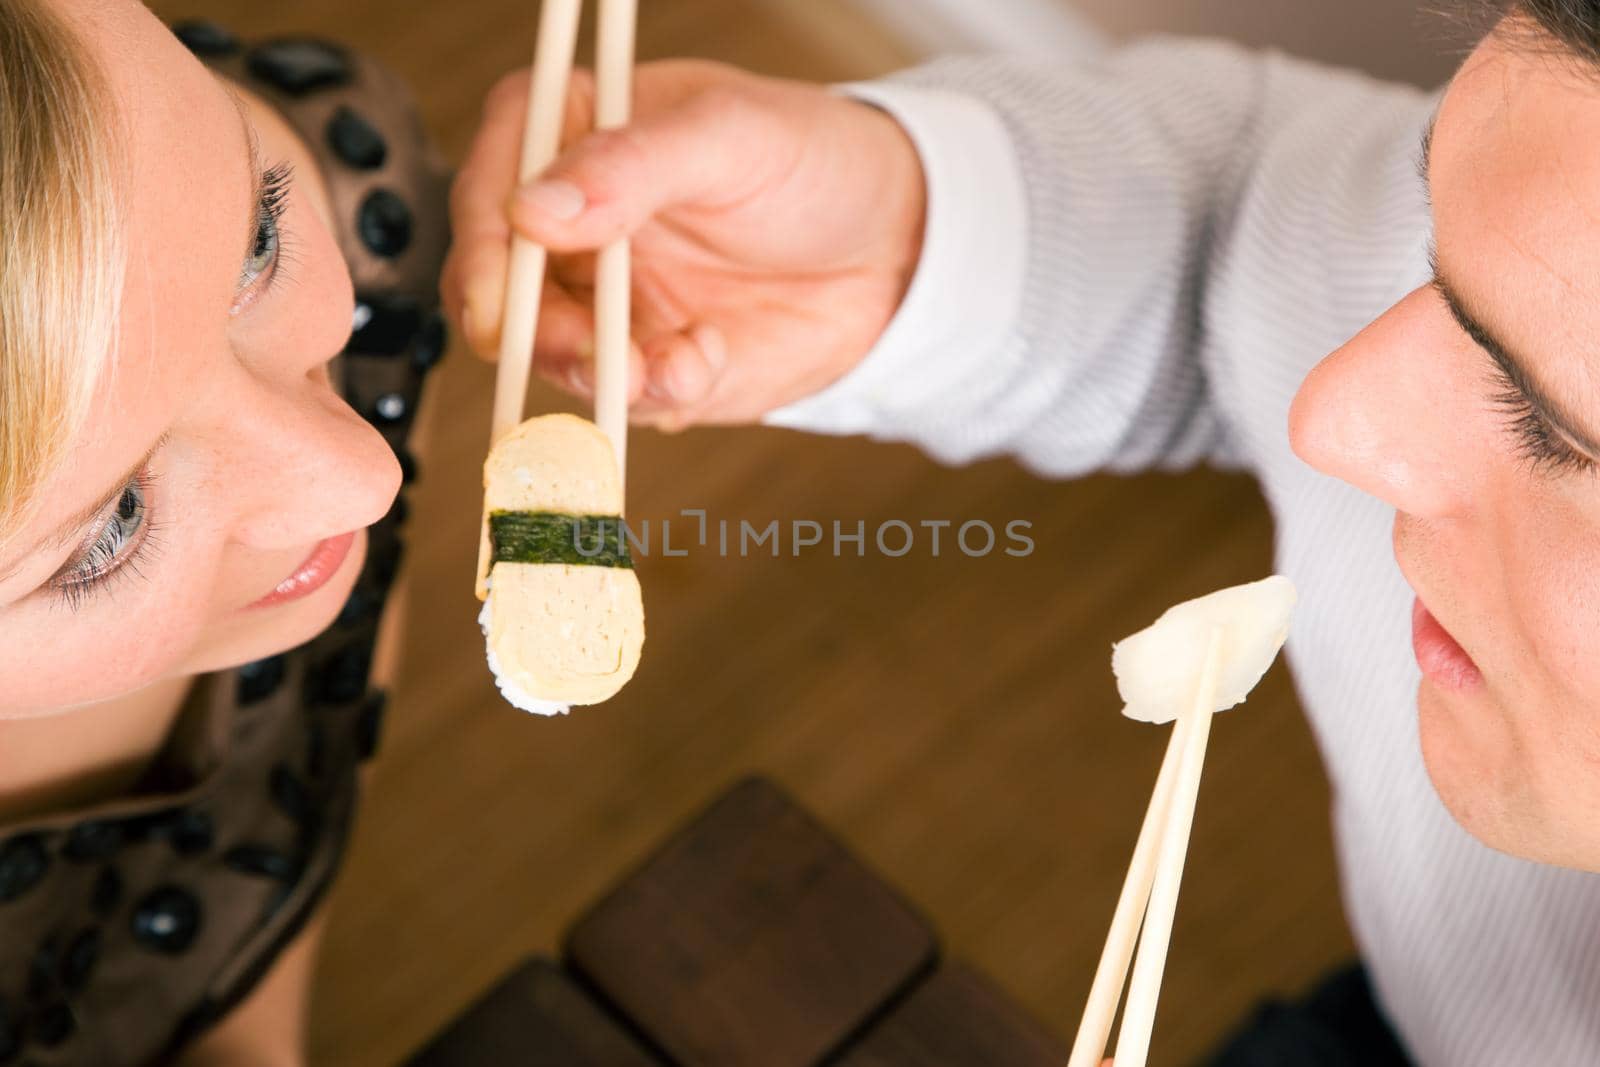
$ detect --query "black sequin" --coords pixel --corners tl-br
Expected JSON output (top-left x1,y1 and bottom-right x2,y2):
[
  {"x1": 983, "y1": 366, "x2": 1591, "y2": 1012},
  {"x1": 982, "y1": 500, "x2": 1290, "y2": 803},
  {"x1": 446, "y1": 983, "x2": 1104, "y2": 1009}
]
[
  {"x1": 246, "y1": 38, "x2": 351, "y2": 96},
  {"x1": 27, "y1": 938, "x2": 58, "y2": 1001},
  {"x1": 412, "y1": 312, "x2": 447, "y2": 372},
  {"x1": 348, "y1": 292, "x2": 421, "y2": 356},
  {"x1": 172, "y1": 19, "x2": 239, "y2": 57},
  {"x1": 337, "y1": 585, "x2": 377, "y2": 628},
  {"x1": 0, "y1": 836, "x2": 48, "y2": 904},
  {"x1": 371, "y1": 537, "x2": 404, "y2": 588},
  {"x1": 356, "y1": 690, "x2": 387, "y2": 761},
  {"x1": 307, "y1": 643, "x2": 372, "y2": 705},
  {"x1": 327, "y1": 106, "x2": 388, "y2": 170},
  {"x1": 384, "y1": 494, "x2": 410, "y2": 528},
  {"x1": 131, "y1": 887, "x2": 202, "y2": 954},
  {"x1": 29, "y1": 1003, "x2": 72, "y2": 1048},
  {"x1": 0, "y1": 995, "x2": 18, "y2": 1061},
  {"x1": 157, "y1": 809, "x2": 215, "y2": 857},
  {"x1": 61, "y1": 821, "x2": 122, "y2": 864},
  {"x1": 269, "y1": 765, "x2": 314, "y2": 826},
  {"x1": 223, "y1": 845, "x2": 299, "y2": 882},
  {"x1": 370, "y1": 391, "x2": 408, "y2": 424},
  {"x1": 89, "y1": 868, "x2": 122, "y2": 918},
  {"x1": 60, "y1": 929, "x2": 99, "y2": 992},
  {"x1": 357, "y1": 189, "x2": 413, "y2": 258},
  {"x1": 237, "y1": 655, "x2": 287, "y2": 705}
]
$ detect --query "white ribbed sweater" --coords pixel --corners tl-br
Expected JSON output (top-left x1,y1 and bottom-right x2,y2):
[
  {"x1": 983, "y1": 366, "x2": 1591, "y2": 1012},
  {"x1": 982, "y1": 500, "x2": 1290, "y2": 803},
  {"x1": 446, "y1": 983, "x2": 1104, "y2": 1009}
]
[{"x1": 765, "y1": 38, "x2": 1600, "y2": 1067}]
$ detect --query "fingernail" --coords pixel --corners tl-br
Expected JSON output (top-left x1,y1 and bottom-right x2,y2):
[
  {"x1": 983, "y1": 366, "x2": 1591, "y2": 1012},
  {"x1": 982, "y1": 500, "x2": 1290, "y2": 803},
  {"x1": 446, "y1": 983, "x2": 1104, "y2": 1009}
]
[
  {"x1": 693, "y1": 322, "x2": 728, "y2": 374},
  {"x1": 663, "y1": 350, "x2": 710, "y2": 403},
  {"x1": 517, "y1": 179, "x2": 586, "y2": 221},
  {"x1": 644, "y1": 363, "x2": 671, "y2": 402}
]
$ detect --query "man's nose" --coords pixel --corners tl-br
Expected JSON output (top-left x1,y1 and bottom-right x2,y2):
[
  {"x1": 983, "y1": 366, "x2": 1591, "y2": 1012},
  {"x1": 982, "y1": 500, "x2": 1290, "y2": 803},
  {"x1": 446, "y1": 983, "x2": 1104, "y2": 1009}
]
[{"x1": 1288, "y1": 285, "x2": 1474, "y2": 519}]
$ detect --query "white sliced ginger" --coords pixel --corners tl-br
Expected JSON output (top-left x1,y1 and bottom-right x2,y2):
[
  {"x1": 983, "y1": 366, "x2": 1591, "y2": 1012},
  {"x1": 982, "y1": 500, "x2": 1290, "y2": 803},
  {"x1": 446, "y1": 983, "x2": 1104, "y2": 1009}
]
[
  {"x1": 1112, "y1": 575, "x2": 1296, "y2": 724},
  {"x1": 477, "y1": 413, "x2": 645, "y2": 713}
]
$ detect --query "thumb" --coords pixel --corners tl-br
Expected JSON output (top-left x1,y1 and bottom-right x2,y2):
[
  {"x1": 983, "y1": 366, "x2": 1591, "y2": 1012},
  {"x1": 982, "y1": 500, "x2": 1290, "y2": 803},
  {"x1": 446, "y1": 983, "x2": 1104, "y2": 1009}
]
[{"x1": 507, "y1": 91, "x2": 763, "y2": 251}]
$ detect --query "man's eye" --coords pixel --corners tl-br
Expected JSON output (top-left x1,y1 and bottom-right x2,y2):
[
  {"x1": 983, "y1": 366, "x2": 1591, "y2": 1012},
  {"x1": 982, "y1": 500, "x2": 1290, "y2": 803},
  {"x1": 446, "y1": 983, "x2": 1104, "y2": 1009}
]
[
  {"x1": 238, "y1": 162, "x2": 294, "y2": 295},
  {"x1": 1487, "y1": 362, "x2": 1597, "y2": 477}
]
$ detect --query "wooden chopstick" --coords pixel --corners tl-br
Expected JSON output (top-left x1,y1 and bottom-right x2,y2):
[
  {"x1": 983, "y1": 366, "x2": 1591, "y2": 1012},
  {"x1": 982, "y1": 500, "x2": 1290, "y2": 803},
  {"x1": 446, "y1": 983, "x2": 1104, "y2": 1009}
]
[
  {"x1": 1066, "y1": 708, "x2": 1193, "y2": 1067},
  {"x1": 488, "y1": 0, "x2": 584, "y2": 446},
  {"x1": 1112, "y1": 625, "x2": 1225, "y2": 1067},
  {"x1": 592, "y1": 0, "x2": 637, "y2": 499},
  {"x1": 478, "y1": 0, "x2": 641, "y2": 593}
]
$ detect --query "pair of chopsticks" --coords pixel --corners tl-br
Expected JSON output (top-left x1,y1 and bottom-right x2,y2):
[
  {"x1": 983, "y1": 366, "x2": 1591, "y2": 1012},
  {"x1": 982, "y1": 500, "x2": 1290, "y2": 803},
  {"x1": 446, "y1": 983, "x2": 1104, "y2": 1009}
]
[
  {"x1": 477, "y1": 0, "x2": 636, "y2": 585},
  {"x1": 1068, "y1": 627, "x2": 1225, "y2": 1067}
]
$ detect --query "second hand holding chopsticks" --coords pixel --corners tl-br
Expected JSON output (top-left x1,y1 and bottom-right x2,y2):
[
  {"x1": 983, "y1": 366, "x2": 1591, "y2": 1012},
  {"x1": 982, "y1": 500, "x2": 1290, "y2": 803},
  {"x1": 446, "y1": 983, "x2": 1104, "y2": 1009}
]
[{"x1": 1069, "y1": 577, "x2": 1299, "y2": 1067}]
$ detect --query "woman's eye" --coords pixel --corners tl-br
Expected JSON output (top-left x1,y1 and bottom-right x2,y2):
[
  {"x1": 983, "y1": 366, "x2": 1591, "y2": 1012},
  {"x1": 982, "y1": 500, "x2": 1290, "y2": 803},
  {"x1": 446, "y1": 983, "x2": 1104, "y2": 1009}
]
[
  {"x1": 241, "y1": 206, "x2": 279, "y2": 287},
  {"x1": 236, "y1": 162, "x2": 294, "y2": 298},
  {"x1": 50, "y1": 472, "x2": 159, "y2": 611}
]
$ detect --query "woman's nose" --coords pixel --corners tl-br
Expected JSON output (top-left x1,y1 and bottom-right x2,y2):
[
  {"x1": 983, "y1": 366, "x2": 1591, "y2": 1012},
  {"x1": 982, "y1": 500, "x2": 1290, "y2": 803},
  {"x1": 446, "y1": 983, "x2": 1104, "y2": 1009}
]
[
  {"x1": 1289, "y1": 285, "x2": 1474, "y2": 519},
  {"x1": 217, "y1": 375, "x2": 402, "y2": 552}
]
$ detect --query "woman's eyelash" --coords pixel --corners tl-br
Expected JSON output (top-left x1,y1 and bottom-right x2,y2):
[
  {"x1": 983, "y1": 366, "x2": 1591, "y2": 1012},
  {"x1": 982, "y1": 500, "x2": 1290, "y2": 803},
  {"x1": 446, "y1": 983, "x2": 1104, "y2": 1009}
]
[
  {"x1": 236, "y1": 161, "x2": 297, "y2": 300},
  {"x1": 259, "y1": 161, "x2": 292, "y2": 227},
  {"x1": 49, "y1": 469, "x2": 165, "y2": 613},
  {"x1": 1485, "y1": 361, "x2": 1596, "y2": 476}
]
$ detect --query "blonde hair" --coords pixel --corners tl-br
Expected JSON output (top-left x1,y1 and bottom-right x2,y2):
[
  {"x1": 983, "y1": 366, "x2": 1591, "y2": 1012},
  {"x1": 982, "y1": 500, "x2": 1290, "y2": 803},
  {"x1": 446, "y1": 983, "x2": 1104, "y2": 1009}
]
[{"x1": 0, "y1": 0, "x2": 125, "y2": 552}]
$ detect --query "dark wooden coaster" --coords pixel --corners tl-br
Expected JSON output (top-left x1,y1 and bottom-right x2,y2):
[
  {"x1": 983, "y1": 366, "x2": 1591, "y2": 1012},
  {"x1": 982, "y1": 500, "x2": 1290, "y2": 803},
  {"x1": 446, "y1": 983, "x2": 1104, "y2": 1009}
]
[
  {"x1": 565, "y1": 777, "x2": 937, "y2": 1067},
  {"x1": 403, "y1": 957, "x2": 661, "y2": 1067},
  {"x1": 836, "y1": 962, "x2": 1068, "y2": 1067}
]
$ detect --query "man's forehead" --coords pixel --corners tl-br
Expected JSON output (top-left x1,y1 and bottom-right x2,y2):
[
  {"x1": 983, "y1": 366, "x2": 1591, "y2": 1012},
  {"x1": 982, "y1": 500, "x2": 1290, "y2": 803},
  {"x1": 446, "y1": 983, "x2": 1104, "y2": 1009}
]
[{"x1": 1433, "y1": 33, "x2": 1600, "y2": 399}]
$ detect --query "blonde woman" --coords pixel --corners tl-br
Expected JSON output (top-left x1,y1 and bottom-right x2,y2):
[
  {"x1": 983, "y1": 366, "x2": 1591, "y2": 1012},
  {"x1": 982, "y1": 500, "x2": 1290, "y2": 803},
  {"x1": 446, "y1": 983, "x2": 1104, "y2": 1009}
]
[{"x1": 0, "y1": 1, "x2": 447, "y2": 1063}]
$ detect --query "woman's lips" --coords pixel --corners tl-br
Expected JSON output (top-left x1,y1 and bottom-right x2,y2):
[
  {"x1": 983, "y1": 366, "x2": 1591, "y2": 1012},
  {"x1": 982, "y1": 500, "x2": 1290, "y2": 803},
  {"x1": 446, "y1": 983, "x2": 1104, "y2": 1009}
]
[
  {"x1": 1412, "y1": 597, "x2": 1484, "y2": 691},
  {"x1": 248, "y1": 531, "x2": 357, "y2": 610}
]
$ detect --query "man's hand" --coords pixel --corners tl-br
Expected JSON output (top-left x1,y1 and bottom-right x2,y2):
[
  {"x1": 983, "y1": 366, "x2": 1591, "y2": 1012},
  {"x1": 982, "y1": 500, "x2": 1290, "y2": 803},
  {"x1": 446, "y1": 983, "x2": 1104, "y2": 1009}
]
[{"x1": 442, "y1": 60, "x2": 926, "y2": 430}]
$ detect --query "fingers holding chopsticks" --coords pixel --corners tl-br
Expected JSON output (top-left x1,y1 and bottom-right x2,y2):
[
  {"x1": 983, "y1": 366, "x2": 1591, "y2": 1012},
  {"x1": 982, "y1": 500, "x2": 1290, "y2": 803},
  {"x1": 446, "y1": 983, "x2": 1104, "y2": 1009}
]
[{"x1": 444, "y1": 65, "x2": 597, "y2": 356}]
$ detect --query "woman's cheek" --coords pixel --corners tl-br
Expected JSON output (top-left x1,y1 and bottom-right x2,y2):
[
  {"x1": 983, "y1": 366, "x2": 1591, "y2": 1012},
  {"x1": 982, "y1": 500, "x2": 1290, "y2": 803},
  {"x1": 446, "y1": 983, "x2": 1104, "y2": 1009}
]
[
  {"x1": 0, "y1": 615, "x2": 198, "y2": 714},
  {"x1": 0, "y1": 536, "x2": 222, "y2": 714}
]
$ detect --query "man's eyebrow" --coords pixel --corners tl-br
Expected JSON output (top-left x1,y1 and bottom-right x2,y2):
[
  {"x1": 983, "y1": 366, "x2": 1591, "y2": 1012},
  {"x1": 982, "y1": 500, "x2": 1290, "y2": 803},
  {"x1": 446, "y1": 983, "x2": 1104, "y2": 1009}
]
[
  {"x1": 1429, "y1": 248, "x2": 1600, "y2": 459},
  {"x1": 212, "y1": 73, "x2": 264, "y2": 278},
  {"x1": 0, "y1": 433, "x2": 170, "y2": 585},
  {"x1": 1417, "y1": 113, "x2": 1436, "y2": 194}
]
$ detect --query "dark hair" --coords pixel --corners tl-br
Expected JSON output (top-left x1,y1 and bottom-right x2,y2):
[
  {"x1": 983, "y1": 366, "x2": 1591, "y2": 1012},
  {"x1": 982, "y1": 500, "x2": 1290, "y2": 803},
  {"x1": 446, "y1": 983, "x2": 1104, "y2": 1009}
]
[{"x1": 1515, "y1": 1, "x2": 1600, "y2": 64}]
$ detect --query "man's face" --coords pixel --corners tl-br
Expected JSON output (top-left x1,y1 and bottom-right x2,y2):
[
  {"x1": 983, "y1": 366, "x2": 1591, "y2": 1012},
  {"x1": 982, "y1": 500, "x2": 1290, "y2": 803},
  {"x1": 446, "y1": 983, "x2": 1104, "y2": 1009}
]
[{"x1": 1291, "y1": 22, "x2": 1600, "y2": 870}]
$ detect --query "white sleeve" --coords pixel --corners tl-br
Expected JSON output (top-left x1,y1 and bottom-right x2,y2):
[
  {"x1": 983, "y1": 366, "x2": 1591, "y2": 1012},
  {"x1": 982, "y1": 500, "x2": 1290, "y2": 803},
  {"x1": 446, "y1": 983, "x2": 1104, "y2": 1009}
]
[
  {"x1": 764, "y1": 84, "x2": 1029, "y2": 438},
  {"x1": 762, "y1": 39, "x2": 1436, "y2": 479}
]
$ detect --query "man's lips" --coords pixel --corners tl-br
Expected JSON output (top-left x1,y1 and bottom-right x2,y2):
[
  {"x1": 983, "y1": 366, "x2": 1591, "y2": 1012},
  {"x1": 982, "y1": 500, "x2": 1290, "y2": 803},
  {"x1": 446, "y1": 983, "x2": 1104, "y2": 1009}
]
[
  {"x1": 1412, "y1": 596, "x2": 1484, "y2": 691},
  {"x1": 247, "y1": 531, "x2": 357, "y2": 610}
]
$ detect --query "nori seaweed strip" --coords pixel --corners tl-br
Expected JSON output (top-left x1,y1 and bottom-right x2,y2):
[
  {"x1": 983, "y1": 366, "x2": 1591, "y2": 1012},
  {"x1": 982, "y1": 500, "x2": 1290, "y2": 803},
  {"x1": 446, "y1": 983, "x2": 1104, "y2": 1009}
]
[{"x1": 489, "y1": 510, "x2": 633, "y2": 569}]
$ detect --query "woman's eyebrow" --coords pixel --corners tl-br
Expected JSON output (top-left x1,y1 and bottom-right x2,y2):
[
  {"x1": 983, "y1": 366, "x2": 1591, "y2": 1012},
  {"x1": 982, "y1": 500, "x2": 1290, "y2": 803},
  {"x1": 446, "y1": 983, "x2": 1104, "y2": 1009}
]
[
  {"x1": 211, "y1": 73, "x2": 266, "y2": 276},
  {"x1": 1430, "y1": 249, "x2": 1600, "y2": 459},
  {"x1": 1416, "y1": 113, "x2": 1436, "y2": 192}
]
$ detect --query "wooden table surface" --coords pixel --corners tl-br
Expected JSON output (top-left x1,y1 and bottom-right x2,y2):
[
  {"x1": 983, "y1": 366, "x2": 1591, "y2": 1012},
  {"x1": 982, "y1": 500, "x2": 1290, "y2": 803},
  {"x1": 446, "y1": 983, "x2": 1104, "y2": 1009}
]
[{"x1": 145, "y1": 2, "x2": 1354, "y2": 1064}]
